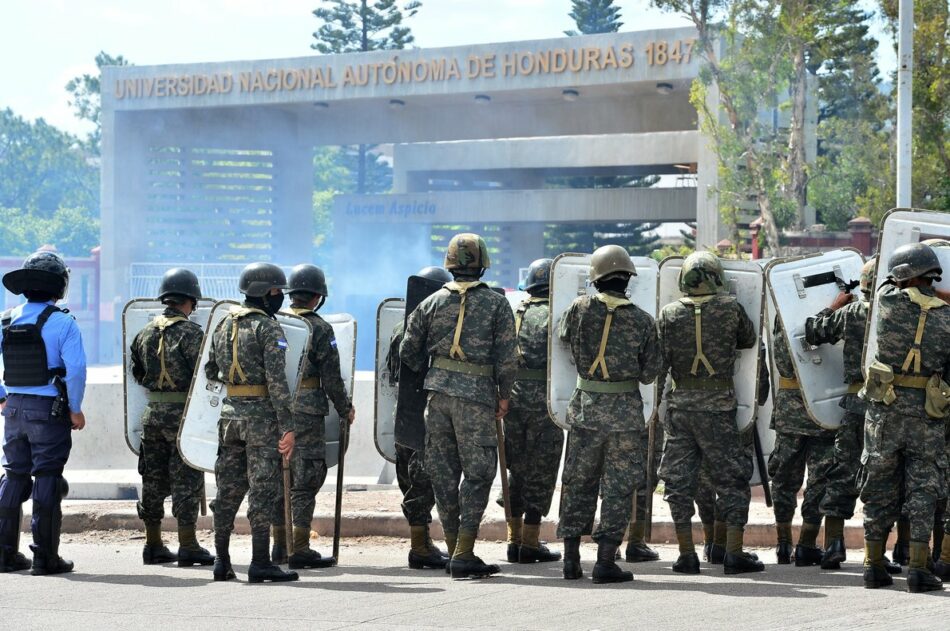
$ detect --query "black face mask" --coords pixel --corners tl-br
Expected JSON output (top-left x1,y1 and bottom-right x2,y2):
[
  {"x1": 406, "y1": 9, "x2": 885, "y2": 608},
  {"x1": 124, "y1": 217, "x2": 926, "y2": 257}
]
[{"x1": 265, "y1": 291, "x2": 285, "y2": 315}]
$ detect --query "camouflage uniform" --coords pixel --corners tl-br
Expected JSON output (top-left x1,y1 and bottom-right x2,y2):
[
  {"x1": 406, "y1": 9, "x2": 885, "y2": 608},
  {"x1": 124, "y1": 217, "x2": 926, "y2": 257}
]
[
  {"x1": 205, "y1": 304, "x2": 295, "y2": 536},
  {"x1": 399, "y1": 282, "x2": 518, "y2": 538},
  {"x1": 556, "y1": 291, "x2": 661, "y2": 543},
  {"x1": 861, "y1": 284, "x2": 950, "y2": 544},
  {"x1": 507, "y1": 298, "x2": 563, "y2": 524},
  {"x1": 130, "y1": 307, "x2": 204, "y2": 530},
  {"x1": 657, "y1": 293, "x2": 756, "y2": 529},
  {"x1": 387, "y1": 321, "x2": 436, "y2": 527},
  {"x1": 805, "y1": 299, "x2": 868, "y2": 521},
  {"x1": 767, "y1": 319, "x2": 836, "y2": 529},
  {"x1": 274, "y1": 308, "x2": 351, "y2": 530}
]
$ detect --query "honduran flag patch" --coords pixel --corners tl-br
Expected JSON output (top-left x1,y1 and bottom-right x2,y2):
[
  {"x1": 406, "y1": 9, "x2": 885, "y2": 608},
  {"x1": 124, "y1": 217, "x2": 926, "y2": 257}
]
[{"x1": 277, "y1": 338, "x2": 288, "y2": 350}]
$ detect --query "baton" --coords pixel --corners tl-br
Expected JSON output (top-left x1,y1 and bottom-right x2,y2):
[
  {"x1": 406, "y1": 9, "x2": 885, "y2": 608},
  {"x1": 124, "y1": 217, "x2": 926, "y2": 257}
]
[
  {"x1": 282, "y1": 457, "x2": 295, "y2": 555},
  {"x1": 199, "y1": 473, "x2": 207, "y2": 517},
  {"x1": 495, "y1": 416, "x2": 513, "y2": 523},
  {"x1": 644, "y1": 411, "x2": 657, "y2": 542},
  {"x1": 751, "y1": 423, "x2": 773, "y2": 507},
  {"x1": 332, "y1": 414, "x2": 349, "y2": 563}
]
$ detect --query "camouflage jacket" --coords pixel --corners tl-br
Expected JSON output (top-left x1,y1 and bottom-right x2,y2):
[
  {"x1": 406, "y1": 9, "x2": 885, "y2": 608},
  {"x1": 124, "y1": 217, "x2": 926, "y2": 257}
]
[
  {"x1": 400, "y1": 282, "x2": 518, "y2": 407},
  {"x1": 130, "y1": 306, "x2": 203, "y2": 393},
  {"x1": 869, "y1": 283, "x2": 950, "y2": 418},
  {"x1": 386, "y1": 320, "x2": 405, "y2": 388},
  {"x1": 510, "y1": 297, "x2": 549, "y2": 413},
  {"x1": 558, "y1": 290, "x2": 661, "y2": 431},
  {"x1": 659, "y1": 293, "x2": 756, "y2": 412},
  {"x1": 772, "y1": 317, "x2": 829, "y2": 437},
  {"x1": 291, "y1": 309, "x2": 351, "y2": 419},
  {"x1": 205, "y1": 303, "x2": 294, "y2": 435},
  {"x1": 805, "y1": 298, "x2": 868, "y2": 416}
]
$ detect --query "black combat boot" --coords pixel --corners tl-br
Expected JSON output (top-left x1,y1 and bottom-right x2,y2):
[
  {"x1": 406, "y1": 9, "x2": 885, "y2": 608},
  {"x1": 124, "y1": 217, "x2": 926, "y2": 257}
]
[
  {"x1": 821, "y1": 538, "x2": 846, "y2": 570},
  {"x1": 143, "y1": 543, "x2": 178, "y2": 565},
  {"x1": 625, "y1": 541, "x2": 660, "y2": 563},
  {"x1": 30, "y1": 498, "x2": 72, "y2": 576},
  {"x1": 672, "y1": 552, "x2": 700, "y2": 574},
  {"x1": 0, "y1": 508, "x2": 31, "y2": 573},
  {"x1": 776, "y1": 541, "x2": 793, "y2": 565},
  {"x1": 707, "y1": 544, "x2": 726, "y2": 565},
  {"x1": 863, "y1": 540, "x2": 892, "y2": 589},
  {"x1": 408, "y1": 526, "x2": 449, "y2": 570},
  {"x1": 794, "y1": 544, "x2": 823, "y2": 567},
  {"x1": 248, "y1": 529, "x2": 298, "y2": 583},
  {"x1": 519, "y1": 542, "x2": 562, "y2": 563},
  {"x1": 724, "y1": 551, "x2": 765, "y2": 575},
  {"x1": 448, "y1": 532, "x2": 500, "y2": 579},
  {"x1": 907, "y1": 542, "x2": 943, "y2": 593},
  {"x1": 882, "y1": 554, "x2": 902, "y2": 574},
  {"x1": 562, "y1": 537, "x2": 583, "y2": 580},
  {"x1": 177, "y1": 525, "x2": 215, "y2": 567},
  {"x1": 213, "y1": 531, "x2": 235, "y2": 581},
  {"x1": 592, "y1": 540, "x2": 632, "y2": 584},
  {"x1": 892, "y1": 518, "x2": 911, "y2": 566},
  {"x1": 271, "y1": 526, "x2": 288, "y2": 565}
]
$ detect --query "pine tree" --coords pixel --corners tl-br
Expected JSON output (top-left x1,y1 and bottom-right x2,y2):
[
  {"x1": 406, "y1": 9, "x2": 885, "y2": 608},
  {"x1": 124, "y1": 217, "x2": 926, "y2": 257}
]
[
  {"x1": 565, "y1": 0, "x2": 623, "y2": 36},
  {"x1": 65, "y1": 51, "x2": 130, "y2": 155}
]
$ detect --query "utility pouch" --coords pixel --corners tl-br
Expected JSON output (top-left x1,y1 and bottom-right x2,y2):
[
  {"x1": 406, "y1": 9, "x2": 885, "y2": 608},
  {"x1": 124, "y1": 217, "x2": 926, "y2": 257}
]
[
  {"x1": 865, "y1": 361, "x2": 896, "y2": 405},
  {"x1": 925, "y1": 373, "x2": 950, "y2": 419}
]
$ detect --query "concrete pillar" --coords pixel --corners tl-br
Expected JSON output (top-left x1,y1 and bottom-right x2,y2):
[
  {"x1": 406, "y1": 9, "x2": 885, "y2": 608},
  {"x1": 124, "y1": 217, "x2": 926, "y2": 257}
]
[{"x1": 695, "y1": 79, "x2": 722, "y2": 250}]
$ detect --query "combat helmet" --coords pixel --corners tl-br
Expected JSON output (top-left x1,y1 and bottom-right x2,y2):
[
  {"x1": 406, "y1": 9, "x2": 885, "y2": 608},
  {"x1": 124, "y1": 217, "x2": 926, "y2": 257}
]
[
  {"x1": 238, "y1": 262, "x2": 287, "y2": 297},
  {"x1": 523, "y1": 258, "x2": 553, "y2": 293},
  {"x1": 444, "y1": 233, "x2": 490, "y2": 271},
  {"x1": 417, "y1": 266, "x2": 452, "y2": 283},
  {"x1": 678, "y1": 251, "x2": 725, "y2": 296},
  {"x1": 859, "y1": 257, "x2": 877, "y2": 296},
  {"x1": 589, "y1": 245, "x2": 636, "y2": 282},
  {"x1": 887, "y1": 243, "x2": 942, "y2": 283},
  {"x1": 288, "y1": 264, "x2": 328, "y2": 298},
  {"x1": 158, "y1": 268, "x2": 201, "y2": 302},
  {"x1": 2, "y1": 250, "x2": 70, "y2": 299}
]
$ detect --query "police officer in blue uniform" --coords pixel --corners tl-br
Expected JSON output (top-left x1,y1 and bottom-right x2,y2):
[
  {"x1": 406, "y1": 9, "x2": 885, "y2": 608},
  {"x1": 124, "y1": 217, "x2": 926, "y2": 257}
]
[{"x1": 0, "y1": 251, "x2": 87, "y2": 575}]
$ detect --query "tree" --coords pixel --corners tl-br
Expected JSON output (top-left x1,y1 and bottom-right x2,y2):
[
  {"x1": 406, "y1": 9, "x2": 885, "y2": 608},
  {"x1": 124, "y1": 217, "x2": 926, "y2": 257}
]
[
  {"x1": 565, "y1": 0, "x2": 623, "y2": 36},
  {"x1": 65, "y1": 51, "x2": 130, "y2": 154}
]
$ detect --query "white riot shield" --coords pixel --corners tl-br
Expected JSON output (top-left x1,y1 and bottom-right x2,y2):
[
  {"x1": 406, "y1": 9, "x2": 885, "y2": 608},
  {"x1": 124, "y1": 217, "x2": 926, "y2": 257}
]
[
  {"x1": 506, "y1": 290, "x2": 529, "y2": 311},
  {"x1": 657, "y1": 257, "x2": 765, "y2": 432},
  {"x1": 323, "y1": 313, "x2": 356, "y2": 470},
  {"x1": 766, "y1": 249, "x2": 865, "y2": 430},
  {"x1": 374, "y1": 299, "x2": 404, "y2": 463},
  {"x1": 865, "y1": 208, "x2": 950, "y2": 372},
  {"x1": 122, "y1": 299, "x2": 215, "y2": 455},
  {"x1": 548, "y1": 253, "x2": 658, "y2": 431},
  {"x1": 177, "y1": 301, "x2": 311, "y2": 473}
]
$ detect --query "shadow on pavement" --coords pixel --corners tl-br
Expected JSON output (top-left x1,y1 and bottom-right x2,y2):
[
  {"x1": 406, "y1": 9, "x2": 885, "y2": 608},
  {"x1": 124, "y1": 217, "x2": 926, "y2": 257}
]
[{"x1": 60, "y1": 572, "x2": 210, "y2": 588}]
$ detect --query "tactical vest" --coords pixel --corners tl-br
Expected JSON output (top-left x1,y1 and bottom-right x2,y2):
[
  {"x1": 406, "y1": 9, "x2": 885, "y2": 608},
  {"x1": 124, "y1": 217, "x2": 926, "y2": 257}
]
[
  {"x1": 151, "y1": 314, "x2": 188, "y2": 390},
  {"x1": 1, "y1": 305, "x2": 66, "y2": 387}
]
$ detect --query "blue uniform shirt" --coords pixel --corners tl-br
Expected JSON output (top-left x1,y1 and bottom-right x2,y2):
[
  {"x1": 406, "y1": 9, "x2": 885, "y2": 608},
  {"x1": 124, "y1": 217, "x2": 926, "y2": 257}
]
[{"x1": 0, "y1": 300, "x2": 87, "y2": 412}]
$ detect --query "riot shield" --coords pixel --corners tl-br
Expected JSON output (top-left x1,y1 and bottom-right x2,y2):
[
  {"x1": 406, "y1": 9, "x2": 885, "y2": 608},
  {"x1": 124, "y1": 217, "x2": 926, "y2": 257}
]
[
  {"x1": 766, "y1": 249, "x2": 865, "y2": 430},
  {"x1": 547, "y1": 253, "x2": 659, "y2": 430},
  {"x1": 374, "y1": 299, "x2": 405, "y2": 463},
  {"x1": 395, "y1": 274, "x2": 449, "y2": 451},
  {"x1": 506, "y1": 290, "x2": 529, "y2": 311},
  {"x1": 657, "y1": 257, "x2": 765, "y2": 432},
  {"x1": 177, "y1": 301, "x2": 311, "y2": 473},
  {"x1": 865, "y1": 208, "x2": 950, "y2": 371},
  {"x1": 322, "y1": 313, "x2": 356, "y2": 470},
  {"x1": 122, "y1": 299, "x2": 214, "y2": 455}
]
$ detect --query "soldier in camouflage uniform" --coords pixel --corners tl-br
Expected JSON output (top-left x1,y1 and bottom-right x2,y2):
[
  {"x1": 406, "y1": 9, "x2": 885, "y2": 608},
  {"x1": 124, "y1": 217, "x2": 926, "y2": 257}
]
[
  {"x1": 658, "y1": 252, "x2": 763, "y2": 575},
  {"x1": 557, "y1": 245, "x2": 661, "y2": 584},
  {"x1": 270, "y1": 264, "x2": 354, "y2": 569},
  {"x1": 504, "y1": 259, "x2": 563, "y2": 565},
  {"x1": 767, "y1": 317, "x2": 836, "y2": 566},
  {"x1": 861, "y1": 243, "x2": 950, "y2": 593},
  {"x1": 400, "y1": 233, "x2": 518, "y2": 578},
  {"x1": 130, "y1": 268, "x2": 215, "y2": 567},
  {"x1": 805, "y1": 258, "x2": 899, "y2": 574},
  {"x1": 387, "y1": 266, "x2": 452, "y2": 570},
  {"x1": 205, "y1": 262, "x2": 298, "y2": 583}
]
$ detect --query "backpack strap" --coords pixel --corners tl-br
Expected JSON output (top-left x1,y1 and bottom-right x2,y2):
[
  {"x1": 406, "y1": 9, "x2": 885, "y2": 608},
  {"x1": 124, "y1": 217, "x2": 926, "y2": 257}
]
[
  {"x1": 587, "y1": 293, "x2": 632, "y2": 380},
  {"x1": 153, "y1": 314, "x2": 189, "y2": 389},
  {"x1": 679, "y1": 295, "x2": 717, "y2": 377},
  {"x1": 226, "y1": 306, "x2": 270, "y2": 384},
  {"x1": 514, "y1": 297, "x2": 547, "y2": 361},
  {"x1": 901, "y1": 288, "x2": 948, "y2": 374},
  {"x1": 444, "y1": 281, "x2": 485, "y2": 361}
]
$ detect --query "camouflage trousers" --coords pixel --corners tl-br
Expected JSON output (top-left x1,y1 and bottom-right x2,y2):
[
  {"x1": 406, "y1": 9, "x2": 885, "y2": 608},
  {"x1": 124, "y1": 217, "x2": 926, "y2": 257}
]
[
  {"x1": 395, "y1": 443, "x2": 436, "y2": 527},
  {"x1": 860, "y1": 406, "x2": 947, "y2": 542},
  {"x1": 504, "y1": 407, "x2": 564, "y2": 522},
  {"x1": 558, "y1": 427, "x2": 642, "y2": 543},
  {"x1": 273, "y1": 414, "x2": 328, "y2": 529},
  {"x1": 212, "y1": 416, "x2": 280, "y2": 534},
  {"x1": 768, "y1": 430, "x2": 836, "y2": 525},
  {"x1": 695, "y1": 465, "x2": 718, "y2": 526},
  {"x1": 136, "y1": 410, "x2": 204, "y2": 528},
  {"x1": 660, "y1": 409, "x2": 752, "y2": 528},
  {"x1": 819, "y1": 410, "x2": 864, "y2": 520},
  {"x1": 424, "y1": 392, "x2": 497, "y2": 536}
]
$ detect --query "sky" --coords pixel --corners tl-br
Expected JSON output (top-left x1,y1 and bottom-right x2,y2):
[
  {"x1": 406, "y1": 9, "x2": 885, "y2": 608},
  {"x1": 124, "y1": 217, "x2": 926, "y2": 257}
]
[{"x1": 2, "y1": 0, "x2": 895, "y2": 139}]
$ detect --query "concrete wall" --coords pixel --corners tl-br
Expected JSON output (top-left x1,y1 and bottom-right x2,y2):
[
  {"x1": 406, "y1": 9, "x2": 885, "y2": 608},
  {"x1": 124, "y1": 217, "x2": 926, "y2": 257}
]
[{"x1": 0, "y1": 367, "x2": 389, "y2": 500}]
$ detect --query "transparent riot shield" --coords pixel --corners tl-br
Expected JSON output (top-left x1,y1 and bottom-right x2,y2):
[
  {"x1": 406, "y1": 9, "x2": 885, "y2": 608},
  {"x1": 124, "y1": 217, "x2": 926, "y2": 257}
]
[
  {"x1": 865, "y1": 208, "x2": 950, "y2": 371},
  {"x1": 374, "y1": 299, "x2": 404, "y2": 463},
  {"x1": 657, "y1": 257, "x2": 765, "y2": 432},
  {"x1": 766, "y1": 249, "x2": 865, "y2": 430},
  {"x1": 322, "y1": 313, "x2": 356, "y2": 470},
  {"x1": 122, "y1": 299, "x2": 214, "y2": 455},
  {"x1": 177, "y1": 301, "x2": 311, "y2": 473},
  {"x1": 547, "y1": 253, "x2": 658, "y2": 430}
]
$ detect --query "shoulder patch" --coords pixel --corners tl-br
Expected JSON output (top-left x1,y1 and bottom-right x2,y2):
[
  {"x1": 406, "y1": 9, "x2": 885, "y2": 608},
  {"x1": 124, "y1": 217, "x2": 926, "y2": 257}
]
[
  {"x1": 277, "y1": 338, "x2": 288, "y2": 350},
  {"x1": 330, "y1": 339, "x2": 337, "y2": 348}
]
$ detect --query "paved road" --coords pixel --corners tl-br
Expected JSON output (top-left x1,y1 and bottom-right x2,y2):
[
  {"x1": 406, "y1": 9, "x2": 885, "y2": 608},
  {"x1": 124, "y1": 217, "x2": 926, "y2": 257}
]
[{"x1": 1, "y1": 533, "x2": 946, "y2": 630}]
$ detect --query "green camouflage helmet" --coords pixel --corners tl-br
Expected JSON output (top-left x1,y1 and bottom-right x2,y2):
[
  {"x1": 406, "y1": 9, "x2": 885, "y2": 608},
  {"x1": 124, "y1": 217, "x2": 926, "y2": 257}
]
[
  {"x1": 589, "y1": 245, "x2": 636, "y2": 282},
  {"x1": 445, "y1": 233, "x2": 491, "y2": 271},
  {"x1": 678, "y1": 251, "x2": 725, "y2": 296},
  {"x1": 859, "y1": 257, "x2": 877, "y2": 295}
]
